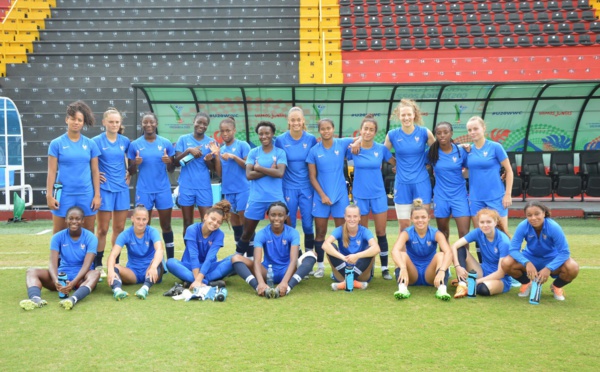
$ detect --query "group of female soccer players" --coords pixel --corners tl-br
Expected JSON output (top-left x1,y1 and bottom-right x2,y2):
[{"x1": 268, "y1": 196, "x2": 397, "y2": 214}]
[{"x1": 19, "y1": 99, "x2": 579, "y2": 310}]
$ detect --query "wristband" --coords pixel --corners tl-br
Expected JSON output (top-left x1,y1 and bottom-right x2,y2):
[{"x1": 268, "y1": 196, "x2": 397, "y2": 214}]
[{"x1": 436, "y1": 269, "x2": 446, "y2": 274}]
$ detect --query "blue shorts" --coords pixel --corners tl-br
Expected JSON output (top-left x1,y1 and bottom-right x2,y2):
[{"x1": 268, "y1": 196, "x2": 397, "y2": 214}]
[
  {"x1": 354, "y1": 195, "x2": 389, "y2": 215},
  {"x1": 312, "y1": 193, "x2": 349, "y2": 219},
  {"x1": 262, "y1": 262, "x2": 288, "y2": 284},
  {"x1": 522, "y1": 251, "x2": 561, "y2": 277},
  {"x1": 52, "y1": 193, "x2": 98, "y2": 217},
  {"x1": 284, "y1": 187, "x2": 314, "y2": 232},
  {"x1": 245, "y1": 199, "x2": 286, "y2": 221},
  {"x1": 469, "y1": 197, "x2": 508, "y2": 217},
  {"x1": 60, "y1": 265, "x2": 94, "y2": 282},
  {"x1": 178, "y1": 187, "x2": 213, "y2": 208},
  {"x1": 433, "y1": 197, "x2": 470, "y2": 218},
  {"x1": 482, "y1": 263, "x2": 511, "y2": 293},
  {"x1": 411, "y1": 260, "x2": 433, "y2": 287},
  {"x1": 224, "y1": 190, "x2": 249, "y2": 213},
  {"x1": 128, "y1": 265, "x2": 151, "y2": 284},
  {"x1": 99, "y1": 189, "x2": 130, "y2": 212},
  {"x1": 136, "y1": 189, "x2": 173, "y2": 210},
  {"x1": 394, "y1": 178, "x2": 432, "y2": 205}
]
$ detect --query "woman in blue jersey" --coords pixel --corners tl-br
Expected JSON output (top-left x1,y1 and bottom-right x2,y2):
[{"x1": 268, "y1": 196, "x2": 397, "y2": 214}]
[
  {"x1": 501, "y1": 201, "x2": 579, "y2": 301},
  {"x1": 174, "y1": 112, "x2": 218, "y2": 234},
  {"x1": 322, "y1": 204, "x2": 381, "y2": 290},
  {"x1": 275, "y1": 107, "x2": 318, "y2": 274},
  {"x1": 107, "y1": 205, "x2": 164, "y2": 300},
  {"x1": 127, "y1": 112, "x2": 177, "y2": 260},
  {"x1": 427, "y1": 122, "x2": 471, "y2": 263},
  {"x1": 307, "y1": 118, "x2": 357, "y2": 276},
  {"x1": 46, "y1": 100, "x2": 101, "y2": 234},
  {"x1": 391, "y1": 199, "x2": 452, "y2": 301},
  {"x1": 215, "y1": 117, "x2": 251, "y2": 252},
  {"x1": 384, "y1": 99, "x2": 435, "y2": 232},
  {"x1": 466, "y1": 116, "x2": 513, "y2": 230},
  {"x1": 450, "y1": 208, "x2": 512, "y2": 298},
  {"x1": 20, "y1": 207, "x2": 100, "y2": 311},
  {"x1": 237, "y1": 121, "x2": 287, "y2": 258},
  {"x1": 164, "y1": 200, "x2": 234, "y2": 294},
  {"x1": 92, "y1": 107, "x2": 131, "y2": 276},
  {"x1": 347, "y1": 114, "x2": 394, "y2": 280},
  {"x1": 232, "y1": 202, "x2": 317, "y2": 298}
]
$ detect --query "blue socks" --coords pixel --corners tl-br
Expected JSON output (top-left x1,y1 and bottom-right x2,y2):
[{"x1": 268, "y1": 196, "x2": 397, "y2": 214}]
[
  {"x1": 233, "y1": 261, "x2": 258, "y2": 290},
  {"x1": 70, "y1": 286, "x2": 91, "y2": 305},
  {"x1": 111, "y1": 267, "x2": 123, "y2": 291},
  {"x1": 314, "y1": 241, "x2": 325, "y2": 264},
  {"x1": 377, "y1": 235, "x2": 388, "y2": 268},
  {"x1": 27, "y1": 286, "x2": 42, "y2": 303},
  {"x1": 289, "y1": 256, "x2": 317, "y2": 289},
  {"x1": 163, "y1": 231, "x2": 175, "y2": 259}
]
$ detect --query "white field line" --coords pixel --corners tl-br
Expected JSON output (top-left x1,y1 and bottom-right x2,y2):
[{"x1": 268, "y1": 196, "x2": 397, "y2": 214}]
[{"x1": 35, "y1": 229, "x2": 53, "y2": 235}]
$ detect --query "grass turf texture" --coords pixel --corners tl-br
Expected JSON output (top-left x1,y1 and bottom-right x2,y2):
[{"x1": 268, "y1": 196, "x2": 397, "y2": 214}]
[{"x1": 1, "y1": 218, "x2": 599, "y2": 370}]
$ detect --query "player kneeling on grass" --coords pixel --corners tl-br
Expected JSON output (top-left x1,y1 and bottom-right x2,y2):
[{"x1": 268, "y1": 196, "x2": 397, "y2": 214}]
[
  {"x1": 501, "y1": 201, "x2": 579, "y2": 302},
  {"x1": 391, "y1": 199, "x2": 452, "y2": 301},
  {"x1": 450, "y1": 208, "x2": 512, "y2": 298},
  {"x1": 164, "y1": 200, "x2": 234, "y2": 296},
  {"x1": 20, "y1": 206, "x2": 100, "y2": 311},
  {"x1": 231, "y1": 202, "x2": 316, "y2": 299},
  {"x1": 322, "y1": 204, "x2": 380, "y2": 291},
  {"x1": 107, "y1": 205, "x2": 164, "y2": 300}
]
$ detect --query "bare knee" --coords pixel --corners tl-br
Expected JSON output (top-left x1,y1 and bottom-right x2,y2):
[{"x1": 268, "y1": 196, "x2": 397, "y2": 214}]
[
  {"x1": 562, "y1": 258, "x2": 579, "y2": 281},
  {"x1": 501, "y1": 255, "x2": 518, "y2": 273}
]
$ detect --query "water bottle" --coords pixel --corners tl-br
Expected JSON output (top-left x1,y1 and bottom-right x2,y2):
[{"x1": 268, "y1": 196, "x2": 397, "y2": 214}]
[
  {"x1": 467, "y1": 270, "x2": 477, "y2": 298},
  {"x1": 529, "y1": 280, "x2": 542, "y2": 305},
  {"x1": 215, "y1": 288, "x2": 228, "y2": 302},
  {"x1": 345, "y1": 264, "x2": 354, "y2": 292},
  {"x1": 267, "y1": 265, "x2": 274, "y2": 287},
  {"x1": 53, "y1": 183, "x2": 62, "y2": 203},
  {"x1": 179, "y1": 153, "x2": 195, "y2": 167},
  {"x1": 58, "y1": 272, "x2": 68, "y2": 299}
]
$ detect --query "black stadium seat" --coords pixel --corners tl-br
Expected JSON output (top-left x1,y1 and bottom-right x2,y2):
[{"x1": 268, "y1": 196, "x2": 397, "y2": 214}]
[
  {"x1": 429, "y1": 37, "x2": 442, "y2": 49},
  {"x1": 550, "y1": 152, "x2": 582, "y2": 200}
]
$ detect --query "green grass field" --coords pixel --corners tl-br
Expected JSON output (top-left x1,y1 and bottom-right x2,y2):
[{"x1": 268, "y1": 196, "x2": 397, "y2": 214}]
[{"x1": 1, "y1": 218, "x2": 599, "y2": 370}]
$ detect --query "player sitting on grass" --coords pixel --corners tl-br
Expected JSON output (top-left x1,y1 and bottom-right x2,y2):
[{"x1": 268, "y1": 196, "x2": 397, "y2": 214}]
[
  {"x1": 107, "y1": 204, "x2": 164, "y2": 300},
  {"x1": 20, "y1": 206, "x2": 100, "y2": 310},
  {"x1": 391, "y1": 199, "x2": 452, "y2": 301},
  {"x1": 450, "y1": 208, "x2": 512, "y2": 298},
  {"x1": 231, "y1": 202, "x2": 316, "y2": 299},
  {"x1": 321, "y1": 204, "x2": 381, "y2": 291},
  {"x1": 501, "y1": 201, "x2": 579, "y2": 301},
  {"x1": 164, "y1": 200, "x2": 234, "y2": 296}
]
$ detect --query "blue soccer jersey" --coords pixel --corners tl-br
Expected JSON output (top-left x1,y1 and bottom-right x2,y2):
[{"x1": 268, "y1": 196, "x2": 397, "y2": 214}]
[
  {"x1": 431, "y1": 144, "x2": 468, "y2": 200},
  {"x1": 464, "y1": 227, "x2": 511, "y2": 276},
  {"x1": 220, "y1": 139, "x2": 251, "y2": 195},
  {"x1": 254, "y1": 224, "x2": 300, "y2": 268},
  {"x1": 306, "y1": 137, "x2": 354, "y2": 204},
  {"x1": 466, "y1": 140, "x2": 508, "y2": 201},
  {"x1": 388, "y1": 126, "x2": 430, "y2": 184},
  {"x1": 182, "y1": 223, "x2": 225, "y2": 276},
  {"x1": 115, "y1": 225, "x2": 162, "y2": 272},
  {"x1": 330, "y1": 225, "x2": 374, "y2": 256},
  {"x1": 92, "y1": 132, "x2": 130, "y2": 192},
  {"x1": 245, "y1": 146, "x2": 288, "y2": 203},
  {"x1": 405, "y1": 226, "x2": 438, "y2": 264},
  {"x1": 127, "y1": 136, "x2": 175, "y2": 193},
  {"x1": 275, "y1": 131, "x2": 317, "y2": 190},
  {"x1": 48, "y1": 134, "x2": 101, "y2": 195},
  {"x1": 347, "y1": 143, "x2": 392, "y2": 198},
  {"x1": 175, "y1": 134, "x2": 214, "y2": 191},
  {"x1": 509, "y1": 218, "x2": 570, "y2": 272},
  {"x1": 50, "y1": 228, "x2": 97, "y2": 276}
]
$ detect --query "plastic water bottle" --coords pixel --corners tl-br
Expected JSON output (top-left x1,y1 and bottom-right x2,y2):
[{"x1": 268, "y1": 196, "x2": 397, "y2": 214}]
[
  {"x1": 179, "y1": 153, "x2": 195, "y2": 167},
  {"x1": 467, "y1": 270, "x2": 477, "y2": 298},
  {"x1": 345, "y1": 264, "x2": 354, "y2": 292},
  {"x1": 267, "y1": 265, "x2": 274, "y2": 287},
  {"x1": 529, "y1": 280, "x2": 542, "y2": 305},
  {"x1": 215, "y1": 288, "x2": 228, "y2": 302},
  {"x1": 58, "y1": 272, "x2": 68, "y2": 299},
  {"x1": 53, "y1": 183, "x2": 62, "y2": 203}
]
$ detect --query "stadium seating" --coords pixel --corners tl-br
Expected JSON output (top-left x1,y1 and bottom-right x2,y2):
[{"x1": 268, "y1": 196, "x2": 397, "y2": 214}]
[
  {"x1": 580, "y1": 151, "x2": 600, "y2": 198},
  {"x1": 550, "y1": 152, "x2": 583, "y2": 200},
  {"x1": 521, "y1": 153, "x2": 553, "y2": 199}
]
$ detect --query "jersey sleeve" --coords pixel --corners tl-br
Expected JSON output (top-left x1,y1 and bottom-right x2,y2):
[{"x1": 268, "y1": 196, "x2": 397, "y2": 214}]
[
  {"x1": 545, "y1": 220, "x2": 570, "y2": 271},
  {"x1": 183, "y1": 224, "x2": 202, "y2": 270},
  {"x1": 305, "y1": 148, "x2": 316, "y2": 164},
  {"x1": 382, "y1": 146, "x2": 392, "y2": 162},
  {"x1": 497, "y1": 231, "x2": 510, "y2": 258},
  {"x1": 240, "y1": 141, "x2": 251, "y2": 159},
  {"x1": 253, "y1": 228, "x2": 266, "y2": 249},
  {"x1": 50, "y1": 232, "x2": 61, "y2": 252},
  {"x1": 459, "y1": 146, "x2": 469, "y2": 168},
  {"x1": 149, "y1": 227, "x2": 162, "y2": 248},
  {"x1": 290, "y1": 228, "x2": 300, "y2": 246},
  {"x1": 463, "y1": 229, "x2": 479, "y2": 244},
  {"x1": 339, "y1": 137, "x2": 354, "y2": 150},
  {"x1": 245, "y1": 148, "x2": 257, "y2": 166},
  {"x1": 89, "y1": 138, "x2": 101, "y2": 158},
  {"x1": 48, "y1": 138, "x2": 60, "y2": 158},
  {"x1": 495, "y1": 142, "x2": 508, "y2": 163},
  {"x1": 331, "y1": 226, "x2": 343, "y2": 241},
  {"x1": 166, "y1": 139, "x2": 176, "y2": 156},
  {"x1": 362, "y1": 226, "x2": 375, "y2": 241},
  {"x1": 509, "y1": 220, "x2": 530, "y2": 266},
  {"x1": 199, "y1": 230, "x2": 224, "y2": 276},
  {"x1": 127, "y1": 140, "x2": 138, "y2": 160},
  {"x1": 276, "y1": 148, "x2": 287, "y2": 166},
  {"x1": 175, "y1": 135, "x2": 186, "y2": 153},
  {"x1": 114, "y1": 229, "x2": 129, "y2": 249},
  {"x1": 85, "y1": 230, "x2": 98, "y2": 254}
]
